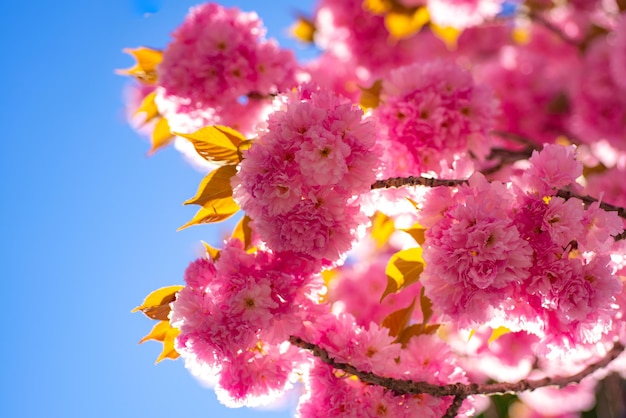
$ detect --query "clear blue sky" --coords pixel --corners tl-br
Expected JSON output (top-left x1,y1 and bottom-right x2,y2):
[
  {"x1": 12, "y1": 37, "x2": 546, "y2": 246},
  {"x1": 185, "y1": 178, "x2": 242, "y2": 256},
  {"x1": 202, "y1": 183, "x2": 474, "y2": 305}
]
[{"x1": 0, "y1": 1, "x2": 314, "y2": 417}]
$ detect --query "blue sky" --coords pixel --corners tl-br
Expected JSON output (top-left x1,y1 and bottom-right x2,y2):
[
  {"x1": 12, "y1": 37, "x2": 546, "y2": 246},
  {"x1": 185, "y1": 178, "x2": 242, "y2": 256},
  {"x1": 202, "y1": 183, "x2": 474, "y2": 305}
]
[{"x1": 0, "y1": 1, "x2": 314, "y2": 417}]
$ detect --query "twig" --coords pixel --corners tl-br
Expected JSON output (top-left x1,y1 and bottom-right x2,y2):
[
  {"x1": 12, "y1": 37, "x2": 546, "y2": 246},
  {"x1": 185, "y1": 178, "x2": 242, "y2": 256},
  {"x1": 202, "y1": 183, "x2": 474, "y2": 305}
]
[
  {"x1": 371, "y1": 176, "x2": 468, "y2": 190},
  {"x1": 289, "y1": 336, "x2": 625, "y2": 399},
  {"x1": 556, "y1": 190, "x2": 626, "y2": 220}
]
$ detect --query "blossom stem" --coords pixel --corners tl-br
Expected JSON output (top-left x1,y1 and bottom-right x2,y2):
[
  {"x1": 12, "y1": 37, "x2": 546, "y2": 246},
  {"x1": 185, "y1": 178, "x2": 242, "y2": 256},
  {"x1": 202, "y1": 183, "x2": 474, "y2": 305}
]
[
  {"x1": 289, "y1": 335, "x2": 624, "y2": 399},
  {"x1": 371, "y1": 176, "x2": 468, "y2": 189}
]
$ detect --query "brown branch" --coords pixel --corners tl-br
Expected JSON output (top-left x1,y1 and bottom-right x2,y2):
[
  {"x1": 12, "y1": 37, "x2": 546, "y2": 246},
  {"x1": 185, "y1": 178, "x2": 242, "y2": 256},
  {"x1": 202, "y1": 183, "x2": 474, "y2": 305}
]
[
  {"x1": 371, "y1": 176, "x2": 468, "y2": 190},
  {"x1": 443, "y1": 395, "x2": 466, "y2": 418},
  {"x1": 555, "y1": 190, "x2": 626, "y2": 220},
  {"x1": 289, "y1": 336, "x2": 625, "y2": 401},
  {"x1": 490, "y1": 131, "x2": 542, "y2": 149}
]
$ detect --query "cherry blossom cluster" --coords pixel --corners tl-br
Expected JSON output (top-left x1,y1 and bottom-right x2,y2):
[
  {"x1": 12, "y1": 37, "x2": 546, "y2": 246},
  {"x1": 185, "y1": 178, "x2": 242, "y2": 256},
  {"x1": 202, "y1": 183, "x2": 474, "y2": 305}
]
[
  {"x1": 233, "y1": 84, "x2": 381, "y2": 264},
  {"x1": 122, "y1": 1, "x2": 626, "y2": 417}
]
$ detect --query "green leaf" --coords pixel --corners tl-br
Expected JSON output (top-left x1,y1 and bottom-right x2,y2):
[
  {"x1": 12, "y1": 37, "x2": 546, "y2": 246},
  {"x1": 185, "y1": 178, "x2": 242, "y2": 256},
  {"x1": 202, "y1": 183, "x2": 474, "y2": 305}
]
[
  {"x1": 381, "y1": 247, "x2": 425, "y2": 301},
  {"x1": 175, "y1": 125, "x2": 246, "y2": 165},
  {"x1": 381, "y1": 297, "x2": 416, "y2": 337},
  {"x1": 132, "y1": 285, "x2": 184, "y2": 321}
]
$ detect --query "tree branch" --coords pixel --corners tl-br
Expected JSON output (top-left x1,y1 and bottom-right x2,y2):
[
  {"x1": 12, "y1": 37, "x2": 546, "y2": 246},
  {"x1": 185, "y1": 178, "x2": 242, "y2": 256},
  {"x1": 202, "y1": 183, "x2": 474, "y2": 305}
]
[
  {"x1": 289, "y1": 336, "x2": 624, "y2": 400},
  {"x1": 371, "y1": 176, "x2": 468, "y2": 190},
  {"x1": 555, "y1": 189, "x2": 626, "y2": 220}
]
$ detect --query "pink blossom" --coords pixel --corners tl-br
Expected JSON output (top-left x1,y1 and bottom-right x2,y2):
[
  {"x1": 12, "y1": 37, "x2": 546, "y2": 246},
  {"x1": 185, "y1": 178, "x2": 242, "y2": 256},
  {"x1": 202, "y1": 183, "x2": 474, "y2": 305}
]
[
  {"x1": 155, "y1": 3, "x2": 297, "y2": 136},
  {"x1": 541, "y1": 197, "x2": 585, "y2": 247},
  {"x1": 234, "y1": 84, "x2": 381, "y2": 262},
  {"x1": 521, "y1": 144, "x2": 582, "y2": 196},
  {"x1": 421, "y1": 174, "x2": 532, "y2": 327},
  {"x1": 375, "y1": 61, "x2": 498, "y2": 175},
  {"x1": 610, "y1": 13, "x2": 626, "y2": 91}
]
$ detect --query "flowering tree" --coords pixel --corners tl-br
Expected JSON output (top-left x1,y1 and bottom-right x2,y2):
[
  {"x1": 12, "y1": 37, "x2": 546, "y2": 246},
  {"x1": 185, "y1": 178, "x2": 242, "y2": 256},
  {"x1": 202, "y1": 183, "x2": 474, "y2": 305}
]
[{"x1": 121, "y1": 1, "x2": 626, "y2": 416}]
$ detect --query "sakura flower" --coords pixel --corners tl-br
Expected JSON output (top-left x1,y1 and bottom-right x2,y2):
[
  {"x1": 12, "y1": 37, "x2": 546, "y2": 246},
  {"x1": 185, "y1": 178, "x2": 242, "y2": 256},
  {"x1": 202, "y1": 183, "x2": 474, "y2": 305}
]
[
  {"x1": 234, "y1": 84, "x2": 381, "y2": 263},
  {"x1": 375, "y1": 60, "x2": 498, "y2": 176},
  {"x1": 521, "y1": 143, "x2": 582, "y2": 196},
  {"x1": 155, "y1": 3, "x2": 298, "y2": 136}
]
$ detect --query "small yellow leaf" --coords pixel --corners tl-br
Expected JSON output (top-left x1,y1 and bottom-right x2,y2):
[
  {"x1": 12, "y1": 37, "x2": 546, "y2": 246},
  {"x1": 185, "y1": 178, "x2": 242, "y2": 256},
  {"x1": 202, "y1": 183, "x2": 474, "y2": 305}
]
[
  {"x1": 178, "y1": 197, "x2": 241, "y2": 230},
  {"x1": 175, "y1": 125, "x2": 246, "y2": 165},
  {"x1": 363, "y1": 0, "x2": 394, "y2": 14},
  {"x1": 430, "y1": 23, "x2": 462, "y2": 50},
  {"x1": 290, "y1": 16, "x2": 316, "y2": 43},
  {"x1": 419, "y1": 287, "x2": 434, "y2": 324},
  {"x1": 202, "y1": 241, "x2": 221, "y2": 261},
  {"x1": 385, "y1": 7, "x2": 429, "y2": 40},
  {"x1": 381, "y1": 247, "x2": 425, "y2": 301},
  {"x1": 359, "y1": 79, "x2": 383, "y2": 111},
  {"x1": 232, "y1": 215, "x2": 253, "y2": 250},
  {"x1": 116, "y1": 47, "x2": 162, "y2": 84},
  {"x1": 132, "y1": 285, "x2": 184, "y2": 320},
  {"x1": 150, "y1": 117, "x2": 174, "y2": 154},
  {"x1": 396, "y1": 323, "x2": 440, "y2": 346},
  {"x1": 512, "y1": 27, "x2": 530, "y2": 45},
  {"x1": 184, "y1": 165, "x2": 238, "y2": 207},
  {"x1": 381, "y1": 297, "x2": 416, "y2": 337},
  {"x1": 139, "y1": 320, "x2": 181, "y2": 363},
  {"x1": 488, "y1": 326, "x2": 511, "y2": 345},
  {"x1": 133, "y1": 91, "x2": 159, "y2": 124},
  {"x1": 401, "y1": 223, "x2": 426, "y2": 246},
  {"x1": 370, "y1": 211, "x2": 395, "y2": 248}
]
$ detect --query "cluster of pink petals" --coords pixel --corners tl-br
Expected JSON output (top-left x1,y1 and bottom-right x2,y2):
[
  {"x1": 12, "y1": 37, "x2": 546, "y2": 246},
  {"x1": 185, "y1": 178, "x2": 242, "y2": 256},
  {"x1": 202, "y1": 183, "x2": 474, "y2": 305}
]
[
  {"x1": 233, "y1": 84, "x2": 381, "y2": 263},
  {"x1": 298, "y1": 313, "x2": 474, "y2": 417},
  {"x1": 420, "y1": 145, "x2": 623, "y2": 348},
  {"x1": 312, "y1": 0, "x2": 443, "y2": 79},
  {"x1": 155, "y1": 3, "x2": 298, "y2": 136},
  {"x1": 170, "y1": 240, "x2": 324, "y2": 407},
  {"x1": 569, "y1": 34, "x2": 626, "y2": 151},
  {"x1": 375, "y1": 60, "x2": 498, "y2": 176},
  {"x1": 421, "y1": 172, "x2": 533, "y2": 328}
]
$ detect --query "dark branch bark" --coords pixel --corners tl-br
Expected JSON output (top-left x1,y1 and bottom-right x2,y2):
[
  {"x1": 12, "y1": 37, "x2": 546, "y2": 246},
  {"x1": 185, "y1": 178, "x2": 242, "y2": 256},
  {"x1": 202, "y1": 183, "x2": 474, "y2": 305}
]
[{"x1": 290, "y1": 335, "x2": 624, "y2": 401}]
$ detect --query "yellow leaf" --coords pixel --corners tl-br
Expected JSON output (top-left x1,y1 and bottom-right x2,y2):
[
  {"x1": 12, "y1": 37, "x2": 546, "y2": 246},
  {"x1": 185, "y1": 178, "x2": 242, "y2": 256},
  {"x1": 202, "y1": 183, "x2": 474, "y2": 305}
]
[
  {"x1": 419, "y1": 286, "x2": 434, "y2": 324},
  {"x1": 290, "y1": 16, "x2": 316, "y2": 43},
  {"x1": 175, "y1": 125, "x2": 246, "y2": 165},
  {"x1": 178, "y1": 197, "x2": 240, "y2": 230},
  {"x1": 150, "y1": 117, "x2": 174, "y2": 154},
  {"x1": 116, "y1": 47, "x2": 162, "y2": 84},
  {"x1": 202, "y1": 241, "x2": 221, "y2": 261},
  {"x1": 133, "y1": 91, "x2": 159, "y2": 124},
  {"x1": 359, "y1": 79, "x2": 383, "y2": 111},
  {"x1": 488, "y1": 326, "x2": 511, "y2": 345},
  {"x1": 139, "y1": 320, "x2": 181, "y2": 363},
  {"x1": 183, "y1": 165, "x2": 238, "y2": 207},
  {"x1": 512, "y1": 27, "x2": 530, "y2": 45},
  {"x1": 381, "y1": 297, "x2": 416, "y2": 337},
  {"x1": 363, "y1": 0, "x2": 394, "y2": 14},
  {"x1": 401, "y1": 223, "x2": 426, "y2": 246},
  {"x1": 370, "y1": 211, "x2": 395, "y2": 248},
  {"x1": 232, "y1": 215, "x2": 253, "y2": 250},
  {"x1": 396, "y1": 323, "x2": 440, "y2": 346},
  {"x1": 132, "y1": 285, "x2": 184, "y2": 320},
  {"x1": 385, "y1": 7, "x2": 429, "y2": 40},
  {"x1": 430, "y1": 23, "x2": 462, "y2": 50},
  {"x1": 381, "y1": 247, "x2": 425, "y2": 301}
]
